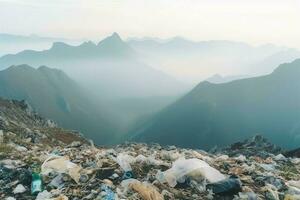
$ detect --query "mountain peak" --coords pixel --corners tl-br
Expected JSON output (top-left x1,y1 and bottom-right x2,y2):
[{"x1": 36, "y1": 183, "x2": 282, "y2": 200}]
[
  {"x1": 79, "y1": 41, "x2": 96, "y2": 48},
  {"x1": 112, "y1": 32, "x2": 121, "y2": 38},
  {"x1": 97, "y1": 32, "x2": 124, "y2": 46},
  {"x1": 50, "y1": 42, "x2": 72, "y2": 50}
]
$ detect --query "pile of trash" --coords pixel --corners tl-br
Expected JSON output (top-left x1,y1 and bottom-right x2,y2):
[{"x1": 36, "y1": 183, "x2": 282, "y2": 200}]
[
  {"x1": 1, "y1": 98, "x2": 300, "y2": 200},
  {"x1": 1, "y1": 137, "x2": 300, "y2": 200}
]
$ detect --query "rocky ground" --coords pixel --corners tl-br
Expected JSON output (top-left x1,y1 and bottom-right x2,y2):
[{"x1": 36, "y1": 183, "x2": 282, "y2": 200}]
[{"x1": 0, "y1": 98, "x2": 300, "y2": 200}]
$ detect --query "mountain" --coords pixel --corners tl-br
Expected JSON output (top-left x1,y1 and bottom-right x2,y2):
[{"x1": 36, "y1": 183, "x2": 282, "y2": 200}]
[
  {"x1": 131, "y1": 59, "x2": 300, "y2": 150},
  {"x1": 0, "y1": 33, "x2": 81, "y2": 57},
  {"x1": 0, "y1": 64, "x2": 117, "y2": 144},
  {"x1": 0, "y1": 33, "x2": 187, "y2": 99},
  {"x1": 128, "y1": 37, "x2": 300, "y2": 82},
  {"x1": 206, "y1": 74, "x2": 250, "y2": 84}
]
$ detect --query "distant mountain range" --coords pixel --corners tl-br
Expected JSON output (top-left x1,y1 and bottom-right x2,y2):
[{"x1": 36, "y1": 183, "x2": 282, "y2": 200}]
[
  {"x1": 0, "y1": 64, "x2": 117, "y2": 144},
  {"x1": 0, "y1": 33, "x2": 187, "y2": 99},
  {"x1": 132, "y1": 59, "x2": 300, "y2": 150},
  {"x1": 128, "y1": 37, "x2": 300, "y2": 82},
  {"x1": 1, "y1": 33, "x2": 300, "y2": 148},
  {"x1": 0, "y1": 33, "x2": 81, "y2": 56}
]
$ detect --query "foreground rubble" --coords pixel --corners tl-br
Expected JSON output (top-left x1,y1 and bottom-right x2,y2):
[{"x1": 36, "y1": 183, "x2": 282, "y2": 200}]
[
  {"x1": 0, "y1": 98, "x2": 300, "y2": 200},
  {"x1": 1, "y1": 138, "x2": 300, "y2": 200}
]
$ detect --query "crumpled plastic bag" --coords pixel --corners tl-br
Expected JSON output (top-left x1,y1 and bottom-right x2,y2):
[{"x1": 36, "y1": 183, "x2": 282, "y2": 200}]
[
  {"x1": 116, "y1": 153, "x2": 135, "y2": 172},
  {"x1": 156, "y1": 158, "x2": 226, "y2": 187},
  {"x1": 115, "y1": 153, "x2": 162, "y2": 172},
  {"x1": 129, "y1": 181, "x2": 164, "y2": 200},
  {"x1": 41, "y1": 155, "x2": 82, "y2": 184}
]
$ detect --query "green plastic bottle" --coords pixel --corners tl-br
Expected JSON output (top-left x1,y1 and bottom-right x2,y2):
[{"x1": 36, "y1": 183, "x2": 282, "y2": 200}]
[{"x1": 31, "y1": 165, "x2": 42, "y2": 195}]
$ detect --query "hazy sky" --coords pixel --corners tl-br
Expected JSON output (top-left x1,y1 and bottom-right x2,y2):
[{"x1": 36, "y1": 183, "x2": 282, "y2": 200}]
[{"x1": 1, "y1": 0, "x2": 300, "y2": 48}]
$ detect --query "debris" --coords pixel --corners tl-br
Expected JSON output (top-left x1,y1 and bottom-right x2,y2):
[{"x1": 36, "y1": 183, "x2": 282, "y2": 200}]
[
  {"x1": 116, "y1": 153, "x2": 135, "y2": 172},
  {"x1": 206, "y1": 175, "x2": 242, "y2": 196},
  {"x1": 156, "y1": 158, "x2": 226, "y2": 187},
  {"x1": 36, "y1": 190, "x2": 52, "y2": 200},
  {"x1": 41, "y1": 155, "x2": 82, "y2": 183},
  {"x1": 130, "y1": 181, "x2": 164, "y2": 200},
  {"x1": 31, "y1": 172, "x2": 43, "y2": 195},
  {"x1": 274, "y1": 154, "x2": 287, "y2": 161},
  {"x1": 13, "y1": 184, "x2": 26, "y2": 194},
  {"x1": 0, "y1": 101, "x2": 299, "y2": 200},
  {"x1": 100, "y1": 184, "x2": 116, "y2": 200}
]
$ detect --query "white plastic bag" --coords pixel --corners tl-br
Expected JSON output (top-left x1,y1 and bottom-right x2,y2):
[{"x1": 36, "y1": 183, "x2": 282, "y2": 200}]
[
  {"x1": 41, "y1": 155, "x2": 82, "y2": 183},
  {"x1": 156, "y1": 158, "x2": 226, "y2": 187},
  {"x1": 116, "y1": 153, "x2": 135, "y2": 172}
]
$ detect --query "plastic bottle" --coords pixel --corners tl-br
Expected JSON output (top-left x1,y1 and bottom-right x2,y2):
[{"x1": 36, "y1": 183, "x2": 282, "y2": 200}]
[{"x1": 31, "y1": 165, "x2": 42, "y2": 195}]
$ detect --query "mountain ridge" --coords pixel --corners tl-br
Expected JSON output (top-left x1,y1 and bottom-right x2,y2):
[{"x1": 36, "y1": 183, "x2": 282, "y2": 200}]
[
  {"x1": 131, "y1": 59, "x2": 300, "y2": 150},
  {"x1": 0, "y1": 64, "x2": 118, "y2": 144}
]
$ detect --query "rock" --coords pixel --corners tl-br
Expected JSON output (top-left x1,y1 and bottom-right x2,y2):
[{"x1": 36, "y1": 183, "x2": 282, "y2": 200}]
[
  {"x1": 14, "y1": 145, "x2": 28, "y2": 152},
  {"x1": 13, "y1": 184, "x2": 26, "y2": 194},
  {"x1": 36, "y1": 190, "x2": 52, "y2": 200},
  {"x1": 5, "y1": 197, "x2": 16, "y2": 200}
]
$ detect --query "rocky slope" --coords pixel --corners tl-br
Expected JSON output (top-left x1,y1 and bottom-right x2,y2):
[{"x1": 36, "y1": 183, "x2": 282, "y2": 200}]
[{"x1": 0, "y1": 97, "x2": 87, "y2": 149}]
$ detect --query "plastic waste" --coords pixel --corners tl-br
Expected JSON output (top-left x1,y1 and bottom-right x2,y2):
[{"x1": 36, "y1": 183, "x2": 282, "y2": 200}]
[
  {"x1": 31, "y1": 171, "x2": 42, "y2": 195},
  {"x1": 274, "y1": 154, "x2": 287, "y2": 161},
  {"x1": 259, "y1": 164, "x2": 276, "y2": 171},
  {"x1": 52, "y1": 194, "x2": 69, "y2": 200},
  {"x1": 101, "y1": 184, "x2": 116, "y2": 200},
  {"x1": 116, "y1": 153, "x2": 135, "y2": 180},
  {"x1": 156, "y1": 158, "x2": 226, "y2": 187},
  {"x1": 41, "y1": 155, "x2": 82, "y2": 183},
  {"x1": 116, "y1": 153, "x2": 135, "y2": 172},
  {"x1": 0, "y1": 159, "x2": 23, "y2": 169},
  {"x1": 235, "y1": 192, "x2": 257, "y2": 200},
  {"x1": 129, "y1": 181, "x2": 164, "y2": 200},
  {"x1": 49, "y1": 174, "x2": 64, "y2": 188},
  {"x1": 206, "y1": 175, "x2": 242, "y2": 195},
  {"x1": 135, "y1": 154, "x2": 162, "y2": 165},
  {"x1": 235, "y1": 155, "x2": 247, "y2": 162},
  {"x1": 122, "y1": 171, "x2": 134, "y2": 180}
]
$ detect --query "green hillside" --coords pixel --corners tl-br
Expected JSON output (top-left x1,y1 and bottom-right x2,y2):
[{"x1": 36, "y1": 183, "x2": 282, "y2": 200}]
[
  {"x1": 0, "y1": 64, "x2": 117, "y2": 144},
  {"x1": 132, "y1": 59, "x2": 300, "y2": 150}
]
